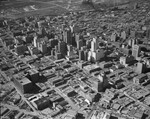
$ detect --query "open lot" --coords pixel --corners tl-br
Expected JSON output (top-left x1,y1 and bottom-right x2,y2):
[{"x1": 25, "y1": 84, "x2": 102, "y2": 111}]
[{"x1": 0, "y1": 0, "x2": 86, "y2": 19}]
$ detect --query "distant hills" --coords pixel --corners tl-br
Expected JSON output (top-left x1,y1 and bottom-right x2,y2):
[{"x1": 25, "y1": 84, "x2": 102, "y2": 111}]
[{"x1": 99, "y1": 0, "x2": 131, "y2": 6}]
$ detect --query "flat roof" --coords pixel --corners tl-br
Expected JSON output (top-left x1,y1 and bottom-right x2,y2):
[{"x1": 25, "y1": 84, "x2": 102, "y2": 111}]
[{"x1": 19, "y1": 77, "x2": 32, "y2": 85}]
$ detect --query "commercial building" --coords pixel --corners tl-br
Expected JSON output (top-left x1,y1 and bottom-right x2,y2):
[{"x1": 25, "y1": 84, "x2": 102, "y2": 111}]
[
  {"x1": 13, "y1": 77, "x2": 33, "y2": 94},
  {"x1": 38, "y1": 41, "x2": 47, "y2": 54},
  {"x1": 27, "y1": 69, "x2": 39, "y2": 83},
  {"x1": 63, "y1": 29, "x2": 72, "y2": 45},
  {"x1": 33, "y1": 97, "x2": 52, "y2": 110},
  {"x1": 77, "y1": 40, "x2": 83, "y2": 50},
  {"x1": 136, "y1": 62, "x2": 147, "y2": 74},
  {"x1": 58, "y1": 41, "x2": 67, "y2": 56},
  {"x1": 88, "y1": 38, "x2": 105, "y2": 62},
  {"x1": 132, "y1": 45, "x2": 140, "y2": 58},
  {"x1": 79, "y1": 50, "x2": 84, "y2": 61},
  {"x1": 133, "y1": 74, "x2": 148, "y2": 84}
]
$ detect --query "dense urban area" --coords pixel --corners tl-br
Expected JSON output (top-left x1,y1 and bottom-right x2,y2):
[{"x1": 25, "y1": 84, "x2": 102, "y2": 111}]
[{"x1": 0, "y1": 0, "x2": 150, "y2": 119}]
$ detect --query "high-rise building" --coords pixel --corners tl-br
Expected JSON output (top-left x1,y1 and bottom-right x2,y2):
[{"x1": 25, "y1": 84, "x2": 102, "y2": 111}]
[
  {"x1": 128, "y1": 39, "x2": 132, "y2": 46},
  {"x1": 86, "y1": 40, "x2": 91, "y2": 49},
  {"x1": 79, "y1": 50, "x2": 84, "y2": 61},
  {"x1": 121, "y1": 31, "x2": 126, "y2": 40},
  {"x1": 38, "y1": 41, "x2": 47, "y2": 54},
  {"x1": 67, "y1": 45, "x2": 74, "y2": 57},
  {"x1": 49, "y1": 39, "x2": 58, "y2": 48},
  {"x1": 84, "y1": 50, "x2": 88, "y2": 61},
  {"x1": 93, "y1": 49, "x2": 105, "y2": 61},
  {"x1": 67, "y1": 45, "x2": 73, "y2": 52},
  {"x1": 88, "y1": 49, "x2": 104, "y2": 62},
  {"x1": 120, "y1": 55, "x2": 134, "y2": 66},
  {"x1": 63, "y1": 29, "x2": 72, "y2": 44},
  {"x1": 136, "y1": 62, "x2": 147, "y2": 74},
  {"x1": 27, "y1": 69, "x2": 39, "y2": 83},
  {"x1": 33, "y1": 36, "x2": 39, "y2": 47},
  {"x1": 58, "y1": 41, "x2": 67, "y2": 56},
  {"x1": 75, "y1": 34, "x2": 80, "y2": 42},
  {"x1": 13, "y1": 77, "x2": 33, "y2": 94},
  {"x1": 88, "y1": 38, "x2": 105, "y2": 62},
  {"x1": 91, "y1": 37, "x2": 99, "y2": 52},
  {"x1": 51, "y1": 48, "x2": 55, "y2": 56},
  {"x1": 98, "y1": 73, "x2": 108, "y2": 91},
  {"x1": 111, "y1": 32, "x2": 117, "y2": 42},
  {"x1": 132, "y1": 45, "x2": 140, "y2": 58},
  {"x1": 77, "y1": 40, "x2": 83, "y2": 50}
]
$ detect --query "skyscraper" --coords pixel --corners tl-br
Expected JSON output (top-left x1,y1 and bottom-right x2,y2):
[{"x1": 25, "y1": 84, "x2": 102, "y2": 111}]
[
  {"x1": 38, "y1": 41, "x2": 47, "y2": 54},
  {"x1": 88, "y1": 38, "x2": 104, "y2": 62},
  {"x1": 58, "y1": 41, "x2": 67, "y2": 56},
  {"x1": 63, "y1": 29, "x2": 72, "y2": 44},
  {"x1": 33, "y1": 36, "x2": 38, "y2": 47},
  {"x1": 136, "y1": 62, "x2": 147, "y2": 74},
  {"x1": 111, "y1": 32, "x2": 117, "y2": 42},
  {"x1": 77, "y1": 40, "x2": 83, "y2": 50},
  {"x1": 67, "y1": 45, "x2": 74, "y2": 57},
  {"x1": 75, "y1": 34, "x2": 80, "y2": 42},
  {"x1": 84, "y1": 50, "x2": 88, "y2": 61},
  {"x1": 132, "y1": 45, "x2": 140, "y2": 58},
  {"x1": 79, "y1": 50, "x2": 84, "y2": 61}
]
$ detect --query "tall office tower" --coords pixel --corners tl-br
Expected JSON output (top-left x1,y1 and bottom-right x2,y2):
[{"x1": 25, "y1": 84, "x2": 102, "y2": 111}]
[
  {"x1": 121, "y1": 31, "x2": 126, "y2": 40},
  {"x1": 58, "y1": 41, "x2": 67, "y2": 56},
  {"x1": 67, "y1": 45, "x2": 73, "y2": 52},
  {"x1": 131, "y1": 39, "x2": 138, "y2": 48},
  {"x1": 79, "y1": 50, "x2": 84, "y2": 61},
  {"x1": 132, "y1": 45, "x2": 140, "y2": 58},
  {"x1": 55, "y1": 45, "x2": 58, "y2": 52},
  {"x1": 38, "y1": 41, "x2": 47, "y2": 54},
  {"x1": 27, "y1": 69, "x2": 39, "y2": 83},
  {"x1": 63, "y1": 29, "x2": 72, "y2": 44},
  {"x1": 86, "y1": 40, "x2": 91, "y2": 49},
  {"x1": 91, "y1": 73, "x2": 108, "y2": 92},
  {"x1": 111, "y1": 32, "x2": 117, "y2": 42},
  {"x1": 136, "y1": 62, "x2": 147, "y2": 74},
  {"x1": 93, "y1": 37, "x2": 99, "y2": 49},
  {"x1": 75, "y1": 34, "x2": 80, "y2": 42},
  {"x1": 88, "y1": 38, "x2": 104, "y2": 62},
  {"x1": 77, "y1": 40, "x2": 83, "y2": 50},
  {"x1": 84, "y1": 50, "x2": 88, "y2": 61},
  {"x1": 49, "y1": 39, "x2": 58, "y2": 48},
  {"x1": 93, "y1": 49, "x2": 105, "y2": 62},
  {"x1": 33, "y1": 36, "x2": 38, "y2": 47},
  {"x1": 128, "y1": 39, "x2": 132, "y2": 46},
  {"x1": 98, "y1": 73, "x2": 109, "y2": 91},
  {"x1": 67, "y1": 45, "x2": 74, "y2": 56},
  {"x1": 91, "y1": 40, "x2": 96, "y2": 52},
  {"x1": 126, "y1": 28, "x2": 130, "y2": 38},
  {"x1": 13, "y1": 77, "x2": 33, "y2": 94},
  {"x1": 51, "y1": 48, "x2": 55, "y2": 56}
]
